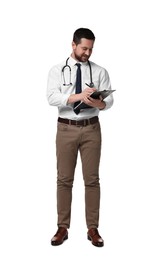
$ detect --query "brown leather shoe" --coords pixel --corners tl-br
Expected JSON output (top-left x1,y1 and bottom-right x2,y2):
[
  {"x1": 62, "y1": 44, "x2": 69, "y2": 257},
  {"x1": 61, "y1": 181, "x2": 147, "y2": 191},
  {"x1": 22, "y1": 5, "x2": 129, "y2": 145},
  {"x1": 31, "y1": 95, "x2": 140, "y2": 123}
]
[
  {"x1": 87, "y1": 228, "x2": 104, "y2": 247},
  {"x1": 51, "y1": 227, "x2": 68, "y2": 246}
]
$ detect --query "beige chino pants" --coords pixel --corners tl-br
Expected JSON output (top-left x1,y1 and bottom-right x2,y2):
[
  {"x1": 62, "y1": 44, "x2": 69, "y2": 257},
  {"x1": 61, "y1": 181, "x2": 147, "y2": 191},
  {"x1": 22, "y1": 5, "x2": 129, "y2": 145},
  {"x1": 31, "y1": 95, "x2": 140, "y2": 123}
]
[{"x1": 56, "y1": 121, "x2": 102, "y2": 229}]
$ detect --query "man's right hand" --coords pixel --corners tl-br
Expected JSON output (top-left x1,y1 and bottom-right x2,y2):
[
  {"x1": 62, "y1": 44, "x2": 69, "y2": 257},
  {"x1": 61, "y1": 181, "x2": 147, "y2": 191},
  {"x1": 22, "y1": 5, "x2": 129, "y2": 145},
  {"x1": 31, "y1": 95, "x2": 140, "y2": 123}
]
[
  {"x1": 79, "y1": 87, "x2": 96, "y2": 101},
  {"x1": 67, "y1": 87, "x2": 96, "y2": 104}
]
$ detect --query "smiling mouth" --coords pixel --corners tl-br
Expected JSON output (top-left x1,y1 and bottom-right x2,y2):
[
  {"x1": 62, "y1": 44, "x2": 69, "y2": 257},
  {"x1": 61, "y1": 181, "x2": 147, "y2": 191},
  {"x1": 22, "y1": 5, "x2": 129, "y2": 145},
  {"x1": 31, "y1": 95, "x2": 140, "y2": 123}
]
[{"x1": 83, "y1": 55, "x2": 89, "y2": 59}]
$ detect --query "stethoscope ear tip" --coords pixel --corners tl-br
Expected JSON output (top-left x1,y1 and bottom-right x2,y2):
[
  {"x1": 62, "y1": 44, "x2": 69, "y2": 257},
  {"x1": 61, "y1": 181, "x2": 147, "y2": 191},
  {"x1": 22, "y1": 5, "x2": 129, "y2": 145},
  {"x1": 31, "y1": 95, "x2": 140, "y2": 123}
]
[
  {"x1": 90, "y1": 83, "x2": 94, "y2": 88},
  {"x1": 63, "y1": 83, "x2": 72, "y2": 86}
]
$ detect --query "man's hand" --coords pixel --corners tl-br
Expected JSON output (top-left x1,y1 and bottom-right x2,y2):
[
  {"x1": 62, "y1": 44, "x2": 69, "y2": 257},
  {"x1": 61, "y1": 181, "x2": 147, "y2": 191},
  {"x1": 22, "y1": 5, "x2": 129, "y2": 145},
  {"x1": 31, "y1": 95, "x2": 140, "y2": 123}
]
[
  {"x1": 67, "y1": 87, "x2": 96, "y2": 104},
  {"x1": 82, "y1": 95, "x2": 106, "y2": 110},
  {"x1": 79, "y1": 87, "x2": 96, "y2": 100}
]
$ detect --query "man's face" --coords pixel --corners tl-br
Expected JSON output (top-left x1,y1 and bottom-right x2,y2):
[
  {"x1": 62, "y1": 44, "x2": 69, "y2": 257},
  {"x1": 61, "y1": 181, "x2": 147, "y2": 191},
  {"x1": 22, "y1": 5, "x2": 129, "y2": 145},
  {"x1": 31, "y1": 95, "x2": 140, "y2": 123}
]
[{"x1": 72, "y1": 38, "x2": 94, "y2": 62}]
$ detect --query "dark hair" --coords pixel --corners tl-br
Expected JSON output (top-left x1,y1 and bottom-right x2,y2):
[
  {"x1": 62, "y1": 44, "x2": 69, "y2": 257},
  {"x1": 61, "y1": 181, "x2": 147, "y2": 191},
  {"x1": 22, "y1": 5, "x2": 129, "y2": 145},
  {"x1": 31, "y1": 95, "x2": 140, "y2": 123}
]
[{"x1": 73, "y1": 28, "x2": 95, "y2": 45}]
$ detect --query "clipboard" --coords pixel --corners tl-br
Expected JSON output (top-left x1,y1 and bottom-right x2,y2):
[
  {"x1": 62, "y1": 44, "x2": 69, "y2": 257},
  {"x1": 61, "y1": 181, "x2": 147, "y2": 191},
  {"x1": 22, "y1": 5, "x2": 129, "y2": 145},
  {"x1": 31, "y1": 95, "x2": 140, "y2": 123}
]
[{"x1": 73, "y1": 89, "x2": 115, "y2": 112}]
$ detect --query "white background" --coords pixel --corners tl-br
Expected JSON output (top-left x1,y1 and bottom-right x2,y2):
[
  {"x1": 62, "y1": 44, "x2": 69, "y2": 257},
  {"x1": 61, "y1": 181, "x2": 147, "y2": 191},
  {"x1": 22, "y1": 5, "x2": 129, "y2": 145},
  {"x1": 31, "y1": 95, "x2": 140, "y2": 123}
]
[{"x1": 0, "y1": 0, "x2": 156, "y2": 259}]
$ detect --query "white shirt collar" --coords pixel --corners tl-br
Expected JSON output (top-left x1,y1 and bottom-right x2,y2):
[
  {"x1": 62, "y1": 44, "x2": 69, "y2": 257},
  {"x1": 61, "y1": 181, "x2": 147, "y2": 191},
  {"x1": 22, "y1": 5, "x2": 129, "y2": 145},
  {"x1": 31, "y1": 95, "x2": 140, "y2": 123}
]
[{"x1": 68, "y1": 56, "x2": 88, "y2": 67}]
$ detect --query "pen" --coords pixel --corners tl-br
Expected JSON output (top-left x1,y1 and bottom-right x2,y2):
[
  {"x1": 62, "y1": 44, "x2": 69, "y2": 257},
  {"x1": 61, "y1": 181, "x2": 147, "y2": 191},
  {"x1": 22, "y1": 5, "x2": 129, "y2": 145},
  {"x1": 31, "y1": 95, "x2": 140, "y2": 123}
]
[{"x1": 85, "y1": 83, "x2": 91, "y2": 87}]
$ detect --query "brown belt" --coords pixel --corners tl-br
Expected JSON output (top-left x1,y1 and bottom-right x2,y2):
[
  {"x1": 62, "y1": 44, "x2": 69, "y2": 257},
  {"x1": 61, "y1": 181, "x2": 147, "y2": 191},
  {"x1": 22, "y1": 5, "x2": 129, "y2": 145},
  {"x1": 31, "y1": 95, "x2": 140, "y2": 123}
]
[{"x1": 58, "y1": 116, "x2": 99, "y2": 126}]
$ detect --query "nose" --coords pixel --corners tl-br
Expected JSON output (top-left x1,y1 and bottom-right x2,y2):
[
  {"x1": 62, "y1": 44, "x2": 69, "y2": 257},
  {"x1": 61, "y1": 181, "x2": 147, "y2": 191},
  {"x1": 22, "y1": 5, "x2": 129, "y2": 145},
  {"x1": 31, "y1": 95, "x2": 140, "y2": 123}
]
[{"x1": 85, "y1": 49, "x2": 90, "y2": 56}]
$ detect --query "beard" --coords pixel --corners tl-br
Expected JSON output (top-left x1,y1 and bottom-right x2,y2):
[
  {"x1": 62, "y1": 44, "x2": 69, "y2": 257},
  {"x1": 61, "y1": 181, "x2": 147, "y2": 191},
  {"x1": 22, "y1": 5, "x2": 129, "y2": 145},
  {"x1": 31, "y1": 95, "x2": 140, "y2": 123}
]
[{"x1": 74, "y1": 53, "x2": 89, "y2": 62}]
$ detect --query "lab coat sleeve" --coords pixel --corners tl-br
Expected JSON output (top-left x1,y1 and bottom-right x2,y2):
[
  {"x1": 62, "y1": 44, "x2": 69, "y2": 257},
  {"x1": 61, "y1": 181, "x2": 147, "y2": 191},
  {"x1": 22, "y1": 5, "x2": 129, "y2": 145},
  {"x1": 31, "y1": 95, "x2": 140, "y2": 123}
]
[
  {"x1": 47, "y1": 67, "x2": 70, "y2": 107},
  {"x1": 99, "y1": 69, "x2": 114, "y2": 110}
]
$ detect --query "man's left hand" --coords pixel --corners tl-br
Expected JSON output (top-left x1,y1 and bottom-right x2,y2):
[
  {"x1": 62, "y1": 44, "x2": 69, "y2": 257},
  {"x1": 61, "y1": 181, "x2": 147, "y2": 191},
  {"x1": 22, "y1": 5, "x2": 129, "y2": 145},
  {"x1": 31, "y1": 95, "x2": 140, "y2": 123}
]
[{"x1": 82, "y1": 96, "x2": 106, "y2": 110}]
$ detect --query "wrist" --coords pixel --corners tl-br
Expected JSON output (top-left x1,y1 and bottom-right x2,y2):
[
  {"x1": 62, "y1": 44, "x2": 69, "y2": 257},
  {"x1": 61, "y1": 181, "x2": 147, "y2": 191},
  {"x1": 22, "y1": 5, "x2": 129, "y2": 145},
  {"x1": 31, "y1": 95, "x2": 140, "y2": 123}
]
[
  {"x1": 99, "y1": 101, "x2": 106, "y2": 110},
  {"x1": 67, "y1": 93, "x2": 81, "y2": 104}
]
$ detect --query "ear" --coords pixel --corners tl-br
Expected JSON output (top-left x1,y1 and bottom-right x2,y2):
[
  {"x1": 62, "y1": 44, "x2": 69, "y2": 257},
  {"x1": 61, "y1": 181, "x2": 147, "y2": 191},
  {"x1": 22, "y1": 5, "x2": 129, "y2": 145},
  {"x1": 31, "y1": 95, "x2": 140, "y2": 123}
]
[{"x1": 72, "y1": 41, "x2": 76, "y2": 50}]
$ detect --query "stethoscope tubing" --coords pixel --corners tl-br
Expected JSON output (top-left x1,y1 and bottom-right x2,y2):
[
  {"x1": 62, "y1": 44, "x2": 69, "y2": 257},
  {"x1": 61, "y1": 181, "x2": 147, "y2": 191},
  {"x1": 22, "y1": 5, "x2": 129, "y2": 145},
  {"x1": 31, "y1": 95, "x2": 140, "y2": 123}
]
[{"x1": 62, "y1": 57, "x2": 94, "y2": 87}]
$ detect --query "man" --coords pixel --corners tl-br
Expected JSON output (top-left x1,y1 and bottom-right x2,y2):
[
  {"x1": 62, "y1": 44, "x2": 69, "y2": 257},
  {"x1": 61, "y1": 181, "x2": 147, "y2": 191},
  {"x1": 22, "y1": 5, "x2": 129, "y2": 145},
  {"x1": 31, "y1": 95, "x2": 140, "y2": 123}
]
[{"x1": 47, "y1": 28, "x2": 114, "y2": 247}]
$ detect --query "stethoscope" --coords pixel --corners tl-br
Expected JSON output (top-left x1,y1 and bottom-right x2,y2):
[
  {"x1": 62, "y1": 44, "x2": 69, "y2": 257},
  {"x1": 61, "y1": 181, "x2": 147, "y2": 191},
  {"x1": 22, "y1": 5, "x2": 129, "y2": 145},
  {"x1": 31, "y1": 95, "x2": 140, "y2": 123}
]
[{"x1": 62, "y1": 57, "x2": 94, "y2": 87}]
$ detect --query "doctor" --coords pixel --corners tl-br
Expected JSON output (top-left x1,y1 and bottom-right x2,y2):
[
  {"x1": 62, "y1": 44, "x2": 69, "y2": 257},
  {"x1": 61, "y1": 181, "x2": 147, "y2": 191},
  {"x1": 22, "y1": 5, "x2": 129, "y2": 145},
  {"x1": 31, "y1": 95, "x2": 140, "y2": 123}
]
[{"x1": 47, "y1": 28, "x2": 114, "y2": 247}]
